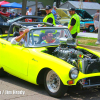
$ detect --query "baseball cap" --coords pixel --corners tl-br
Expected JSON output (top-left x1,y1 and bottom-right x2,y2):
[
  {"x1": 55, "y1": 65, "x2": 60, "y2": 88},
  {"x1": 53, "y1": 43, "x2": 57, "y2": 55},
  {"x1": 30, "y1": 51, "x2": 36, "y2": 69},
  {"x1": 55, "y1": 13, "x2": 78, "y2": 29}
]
[
  {"x1": 19, "y1": 27, "x2": 26, "y2": 32},
  {"x1": 45, "y1": 5, "x2": 52, "y2": 10},
  {"x1": 68, "y1": 8, "x2": 75, "y2": 11}
]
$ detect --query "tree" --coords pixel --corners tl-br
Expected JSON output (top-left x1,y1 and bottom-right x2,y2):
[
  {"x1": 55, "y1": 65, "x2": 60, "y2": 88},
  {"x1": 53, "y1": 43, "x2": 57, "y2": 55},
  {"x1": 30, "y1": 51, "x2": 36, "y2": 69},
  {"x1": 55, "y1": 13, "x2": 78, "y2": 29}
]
[
  {"x1": 56, "y1": 0, "x2": 60, "y2": 8},
  {"x1": 35, "y1": 0, "x2": 38, "y2": 16},
  {"x1": 22, "y1": 0, "x2": 27, "y2": 15},
  {"x1": 61, "y1": 0, "x2": 67, "y2": 3}
]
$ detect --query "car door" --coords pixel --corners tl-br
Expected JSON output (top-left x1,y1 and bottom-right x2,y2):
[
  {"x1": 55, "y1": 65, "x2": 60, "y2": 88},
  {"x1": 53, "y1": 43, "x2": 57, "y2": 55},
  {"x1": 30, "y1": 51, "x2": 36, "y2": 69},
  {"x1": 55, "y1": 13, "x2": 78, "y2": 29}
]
[{"x1": 0, "y1": 39, "x2": 29, "y2": 76}]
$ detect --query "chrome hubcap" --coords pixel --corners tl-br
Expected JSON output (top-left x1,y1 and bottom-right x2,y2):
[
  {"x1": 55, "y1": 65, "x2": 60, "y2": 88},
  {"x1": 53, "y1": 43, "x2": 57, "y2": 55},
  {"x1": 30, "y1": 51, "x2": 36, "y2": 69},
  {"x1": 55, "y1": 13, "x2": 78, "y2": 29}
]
[{"x1": 46, "y1": 70, "x2": 60, "y2": 93}]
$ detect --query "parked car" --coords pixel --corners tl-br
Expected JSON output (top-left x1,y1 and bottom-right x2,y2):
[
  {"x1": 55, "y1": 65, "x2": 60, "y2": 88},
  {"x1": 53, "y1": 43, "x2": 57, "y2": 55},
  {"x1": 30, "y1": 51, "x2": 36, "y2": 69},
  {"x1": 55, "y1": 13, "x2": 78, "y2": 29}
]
[
  {"x1": 56, "y1": 8, "x2": 70, "y2": 26},
  {"x1": 0, "y1": 22, "x2": 100, "y2": 98},
  {"x1": 0, "y1": 11, "x2": 10, "y2": 17},
  {"x1": 0, "y1": 14, "x2": 11, "y2": 34},
  {"x1": 0, "y1": 15, "x2": 61, "y2": 34},
  {"x1": 75, "y1": 9, "x2": 94, "y2": 32}
]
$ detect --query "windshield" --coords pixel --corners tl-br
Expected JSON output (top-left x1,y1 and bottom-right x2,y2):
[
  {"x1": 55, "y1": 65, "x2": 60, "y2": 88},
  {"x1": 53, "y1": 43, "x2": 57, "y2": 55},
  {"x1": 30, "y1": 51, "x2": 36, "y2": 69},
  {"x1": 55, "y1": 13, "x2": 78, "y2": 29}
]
[
  {"x1": 27, "y1": 28, "x2": 72, "y2": 47},
  {"x1": 7, "y1": 16, "x2": 22, "y2": 22}
]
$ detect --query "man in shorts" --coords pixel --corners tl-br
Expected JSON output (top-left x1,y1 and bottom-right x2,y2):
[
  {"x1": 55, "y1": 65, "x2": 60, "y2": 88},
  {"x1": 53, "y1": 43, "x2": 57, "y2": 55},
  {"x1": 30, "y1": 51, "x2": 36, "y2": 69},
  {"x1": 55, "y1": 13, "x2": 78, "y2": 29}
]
[{"x1": 93, "y1": 10, "x2": 100, "y2": 33}]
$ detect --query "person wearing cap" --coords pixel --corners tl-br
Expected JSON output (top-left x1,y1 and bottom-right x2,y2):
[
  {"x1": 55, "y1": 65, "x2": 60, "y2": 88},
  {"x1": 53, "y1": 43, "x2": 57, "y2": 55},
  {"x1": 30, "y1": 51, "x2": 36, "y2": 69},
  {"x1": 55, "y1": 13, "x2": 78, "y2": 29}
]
[
  {"x1": 68, "y1": 8, "x2": 80, "y2": 38},
  {"x1": 52, "y1": 6, "x2": 57, "y2": 20},
  {"x1": 43, "y1": 5, "x2": 56, "y2": 25},
  {"x1": 11, "y1": 28, "x2": 29, "y2": 46},
  {"x1": 41, "y1": 31, "x2": 55, "y2": 44}
]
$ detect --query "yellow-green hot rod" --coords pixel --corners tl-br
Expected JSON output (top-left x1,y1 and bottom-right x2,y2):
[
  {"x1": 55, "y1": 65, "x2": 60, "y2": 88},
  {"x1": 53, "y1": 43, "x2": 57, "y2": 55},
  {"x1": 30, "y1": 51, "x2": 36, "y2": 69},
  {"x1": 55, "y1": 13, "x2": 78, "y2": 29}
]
[{"x1": 0, "y1": 23, "x2": 100, "y2": 98}]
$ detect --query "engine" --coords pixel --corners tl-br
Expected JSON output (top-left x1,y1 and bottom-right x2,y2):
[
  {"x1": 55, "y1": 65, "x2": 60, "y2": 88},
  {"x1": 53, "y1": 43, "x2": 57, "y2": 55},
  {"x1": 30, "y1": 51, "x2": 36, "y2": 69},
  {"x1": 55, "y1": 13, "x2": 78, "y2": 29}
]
[{"x1": 53, "y1": 44, "x2": 100, "y2": 74}]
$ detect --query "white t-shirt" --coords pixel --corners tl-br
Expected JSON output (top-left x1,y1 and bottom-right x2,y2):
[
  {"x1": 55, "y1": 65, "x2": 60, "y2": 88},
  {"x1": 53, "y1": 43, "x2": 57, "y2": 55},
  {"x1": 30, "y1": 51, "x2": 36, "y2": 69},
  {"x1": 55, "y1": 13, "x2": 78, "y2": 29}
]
[
  {"x1": 11, "y1": 37, "x2": 32, "y2": 46},
  {"x1": 27, "y1": 11, "x2": 32, "y2": 15},
  {"x1": 11, "y1": 37, "x2": 25, "y2": 46}
]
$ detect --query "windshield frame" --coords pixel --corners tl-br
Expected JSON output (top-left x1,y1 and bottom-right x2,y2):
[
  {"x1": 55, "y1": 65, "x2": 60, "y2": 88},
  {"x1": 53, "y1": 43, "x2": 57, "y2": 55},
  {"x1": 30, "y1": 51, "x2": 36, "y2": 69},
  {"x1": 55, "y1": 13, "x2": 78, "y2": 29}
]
[{"x1": 25, "y1": 27, "x2": 72, "y2": 48}]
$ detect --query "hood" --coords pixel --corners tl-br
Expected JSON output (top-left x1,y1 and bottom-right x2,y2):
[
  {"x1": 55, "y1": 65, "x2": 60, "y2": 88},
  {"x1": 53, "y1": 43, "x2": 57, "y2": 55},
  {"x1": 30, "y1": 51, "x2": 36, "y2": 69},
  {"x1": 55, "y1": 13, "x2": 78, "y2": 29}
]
[
  {"x1": 56, "y1": 8, "x2": 70, "y2": 18},
  {"x1": 75, "y1": 9, "x2": 93, "y2": 20}
]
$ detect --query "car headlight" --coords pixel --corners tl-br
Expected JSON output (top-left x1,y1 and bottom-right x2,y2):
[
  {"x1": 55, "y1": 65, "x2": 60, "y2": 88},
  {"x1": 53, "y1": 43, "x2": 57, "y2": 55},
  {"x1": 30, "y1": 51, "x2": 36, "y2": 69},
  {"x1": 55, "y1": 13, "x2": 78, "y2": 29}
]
[{"x1": 69, "y1": 67, "x2": 79, "y2": 79}]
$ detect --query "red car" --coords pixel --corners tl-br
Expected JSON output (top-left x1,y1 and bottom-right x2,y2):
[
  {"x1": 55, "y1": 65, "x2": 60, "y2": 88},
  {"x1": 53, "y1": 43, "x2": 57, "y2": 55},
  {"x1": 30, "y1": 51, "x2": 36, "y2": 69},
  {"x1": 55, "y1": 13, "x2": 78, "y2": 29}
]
[{"x1": 0, "y1": 11, "x2": 10, "y2": 17}]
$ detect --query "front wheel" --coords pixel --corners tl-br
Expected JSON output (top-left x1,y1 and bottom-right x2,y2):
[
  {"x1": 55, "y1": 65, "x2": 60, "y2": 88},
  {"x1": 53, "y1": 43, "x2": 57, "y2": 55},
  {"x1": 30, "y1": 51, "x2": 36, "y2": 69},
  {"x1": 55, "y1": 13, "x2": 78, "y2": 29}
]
[
  {"x1": 88, "y1": 25, "x2": 94, "y2": 32},
  {"x1": 44, "y1": 69, "x2": 68, "y2": 98}
]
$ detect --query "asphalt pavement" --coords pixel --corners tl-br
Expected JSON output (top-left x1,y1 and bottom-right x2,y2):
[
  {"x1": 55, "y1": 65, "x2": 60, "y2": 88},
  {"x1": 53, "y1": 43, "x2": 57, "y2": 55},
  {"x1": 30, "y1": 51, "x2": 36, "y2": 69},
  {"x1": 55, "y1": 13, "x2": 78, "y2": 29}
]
[{"x1": 78, "y1": 31, "x2": 98, "y2": 38}]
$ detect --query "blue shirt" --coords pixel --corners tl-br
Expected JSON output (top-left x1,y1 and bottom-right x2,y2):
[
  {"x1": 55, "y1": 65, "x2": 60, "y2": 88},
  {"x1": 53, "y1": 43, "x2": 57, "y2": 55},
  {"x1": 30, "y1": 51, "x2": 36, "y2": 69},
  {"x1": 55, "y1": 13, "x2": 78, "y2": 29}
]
[{"x1": 52, "y1": 9, "x2": 57, "y2": 20}]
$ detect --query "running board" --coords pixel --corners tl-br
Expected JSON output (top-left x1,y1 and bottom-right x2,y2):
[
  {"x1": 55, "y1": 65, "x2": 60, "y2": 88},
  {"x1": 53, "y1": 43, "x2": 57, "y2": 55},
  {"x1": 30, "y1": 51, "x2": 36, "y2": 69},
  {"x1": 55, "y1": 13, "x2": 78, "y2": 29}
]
[{"x1": 83, "y1": 84, "x2": 100, "y2": 88}]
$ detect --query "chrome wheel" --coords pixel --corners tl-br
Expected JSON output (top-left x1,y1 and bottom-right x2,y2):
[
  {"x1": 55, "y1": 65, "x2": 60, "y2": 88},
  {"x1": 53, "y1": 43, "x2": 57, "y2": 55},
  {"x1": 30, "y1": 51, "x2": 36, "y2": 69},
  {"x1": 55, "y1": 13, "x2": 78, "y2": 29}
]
[
  {"x1": 44, "y1": 69, "x2": 68, "y2": 98},
  {"x1": 46, "y1": 70, "x2": 60, "y2": 93},
  {"x1": 88, "y1": 26, "x2": 94, "y2": 32}
]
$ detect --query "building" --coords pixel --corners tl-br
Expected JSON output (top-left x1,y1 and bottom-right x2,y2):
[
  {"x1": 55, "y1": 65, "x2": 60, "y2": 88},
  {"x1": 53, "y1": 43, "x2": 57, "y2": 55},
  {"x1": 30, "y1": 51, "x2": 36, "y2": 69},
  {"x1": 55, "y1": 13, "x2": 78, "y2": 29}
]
[
  {"x1": 59, "y1": 1, "x2": 100, "y2": 15},
  {"x1": 5, "y1": 0, "x2": 54, "y2": 8}
]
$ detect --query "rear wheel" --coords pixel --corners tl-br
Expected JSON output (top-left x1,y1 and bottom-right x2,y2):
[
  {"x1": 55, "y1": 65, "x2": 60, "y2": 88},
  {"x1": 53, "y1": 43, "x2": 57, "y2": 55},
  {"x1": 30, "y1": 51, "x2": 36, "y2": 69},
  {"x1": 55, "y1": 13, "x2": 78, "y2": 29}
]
[
  {"x1": 44, "y1": 69, "x2": 68, "y2": 98},
  {"x1": 88, "y1": 25, "x2": 94, "y2": 32}
]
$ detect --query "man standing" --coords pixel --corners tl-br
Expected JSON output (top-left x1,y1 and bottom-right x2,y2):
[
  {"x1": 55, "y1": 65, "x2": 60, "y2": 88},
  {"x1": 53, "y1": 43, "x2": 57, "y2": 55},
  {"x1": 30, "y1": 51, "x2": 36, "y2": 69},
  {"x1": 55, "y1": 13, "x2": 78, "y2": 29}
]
[
  {"x1": 43, "y1": 5, "x2": 56, "y2": 25},
  {"x1": 93, "y1": 10, "x2": 99, "y2": 33},
  {"x1": 52, "y1": 6, "x2": 57, "y2": 20},
  {"x1": 68, "y1": 8, "x2": 80, "y2": 38}
]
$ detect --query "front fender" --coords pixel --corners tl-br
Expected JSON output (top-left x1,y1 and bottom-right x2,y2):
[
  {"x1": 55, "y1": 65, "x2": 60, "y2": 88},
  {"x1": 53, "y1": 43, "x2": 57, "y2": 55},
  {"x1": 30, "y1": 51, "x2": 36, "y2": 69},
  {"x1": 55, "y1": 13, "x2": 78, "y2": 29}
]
[{"x1": 28, "y1": 48, "x2": 74, "y2": 85}]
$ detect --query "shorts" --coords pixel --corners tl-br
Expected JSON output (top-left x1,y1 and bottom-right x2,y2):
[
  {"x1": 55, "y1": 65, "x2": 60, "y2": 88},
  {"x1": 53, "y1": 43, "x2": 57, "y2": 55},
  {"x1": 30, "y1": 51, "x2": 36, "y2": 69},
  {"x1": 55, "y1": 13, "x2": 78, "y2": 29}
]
[{"x1": 94, "y1": 20, "x2": 99, "y2": 28}]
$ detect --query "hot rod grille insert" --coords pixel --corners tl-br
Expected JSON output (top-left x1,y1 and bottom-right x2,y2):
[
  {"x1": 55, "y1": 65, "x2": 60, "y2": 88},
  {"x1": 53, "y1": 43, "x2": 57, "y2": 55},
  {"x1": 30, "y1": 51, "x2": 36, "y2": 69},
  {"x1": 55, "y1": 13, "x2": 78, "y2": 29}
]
[{"x1": 80, "y1": 76, "x2": 100, "y2": 88}]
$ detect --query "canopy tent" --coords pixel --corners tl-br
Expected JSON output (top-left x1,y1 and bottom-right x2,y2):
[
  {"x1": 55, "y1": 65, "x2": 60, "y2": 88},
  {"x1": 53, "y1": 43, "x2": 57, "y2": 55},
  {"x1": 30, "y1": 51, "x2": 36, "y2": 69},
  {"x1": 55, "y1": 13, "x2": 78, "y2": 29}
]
[
  {"x1": 1, "y1": 2, "x2": 28, "y2": 9},
  {"x1": 0, "y1": 1, "x2": 10, "y2": 7}
]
